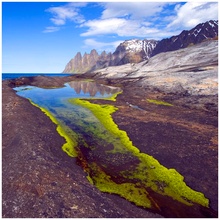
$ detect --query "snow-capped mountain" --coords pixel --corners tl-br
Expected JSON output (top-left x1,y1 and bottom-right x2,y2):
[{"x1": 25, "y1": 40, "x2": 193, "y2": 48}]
[
  {"x1": 63, "y1": 20, "x2": 218, "y2": 73},
  {"x1": 109, "y1": 39, "x2": 158, "y2": 66},
  {"x1": 116, "y1": 39, "x2": 158, "y2": 60},
  {"x1": 152, "y1": 20, "x2": 218, "y2": 56}
]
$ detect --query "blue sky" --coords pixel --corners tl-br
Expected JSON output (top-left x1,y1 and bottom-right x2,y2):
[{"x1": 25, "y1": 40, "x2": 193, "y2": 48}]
[{"x1": 2, "y1": 1, "x2": 218, "y2": 73}]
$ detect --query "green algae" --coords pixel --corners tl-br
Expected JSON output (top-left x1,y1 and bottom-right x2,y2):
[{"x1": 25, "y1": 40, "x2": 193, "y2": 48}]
[
  {"x1": 135, "y1": 153, "x2": 208, "y2": 206},
  {"x1": 70, "y1": 97, "x2": 209, "y2": 209},
  {"x1": 147, "y1": 99, "x2": 173, "y2": 106},
  {"x1": 87, "y1": 162, "x2": 152, "y2": 208},
  {"x1": 29, "y1": 100, "x2": 78, "y2": 157},
  {"x1": 69, "y1": 97, "x2": 138, "y2": 154}
]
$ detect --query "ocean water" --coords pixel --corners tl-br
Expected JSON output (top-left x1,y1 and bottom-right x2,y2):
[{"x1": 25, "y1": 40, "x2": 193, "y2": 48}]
[{"x1": 2, "y1": 73, "x2": 72, "y2": 80}]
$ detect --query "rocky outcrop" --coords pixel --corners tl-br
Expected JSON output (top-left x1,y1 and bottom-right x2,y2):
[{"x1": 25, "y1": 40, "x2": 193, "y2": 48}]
[
  {"x1": 63, "y1": 20, "x2": 218, "y2": 73},
  {"x1": 91, "y1": 39, "x2": 218, "y2": 97}
]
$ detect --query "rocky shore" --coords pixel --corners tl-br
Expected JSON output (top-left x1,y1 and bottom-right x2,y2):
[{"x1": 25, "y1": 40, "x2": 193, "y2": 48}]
[
  {"x1": 2, "y1": 73, "x2": 218, "y2": 217},
  {"x1": 3, "y1": 77, "x2": 164, "y2": 218}
]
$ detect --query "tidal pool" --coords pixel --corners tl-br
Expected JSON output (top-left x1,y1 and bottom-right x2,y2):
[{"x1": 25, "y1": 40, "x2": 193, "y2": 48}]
[{"x1": 14, "y1": 80, "x2": 211, "y2": 217}]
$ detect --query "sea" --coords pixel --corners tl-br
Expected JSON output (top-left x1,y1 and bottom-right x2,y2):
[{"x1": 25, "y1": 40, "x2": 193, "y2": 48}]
[{"x1": 2, "y1": 73, "x2": 72, "y2": 80}]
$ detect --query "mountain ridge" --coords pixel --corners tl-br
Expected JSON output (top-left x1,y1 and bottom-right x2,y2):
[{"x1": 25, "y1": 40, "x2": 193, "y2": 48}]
[
  {"x1": 151, "y1": 20, "x2": 218, "y2": 56},
  {"x1": 63, "y1": 20, "x2": 218, "y2": 73}
]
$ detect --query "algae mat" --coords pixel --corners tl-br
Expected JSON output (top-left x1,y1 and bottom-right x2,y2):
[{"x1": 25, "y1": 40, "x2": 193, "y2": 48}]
[{"x1": 14, "y1": 80, "x2": 212, "y2": 217}]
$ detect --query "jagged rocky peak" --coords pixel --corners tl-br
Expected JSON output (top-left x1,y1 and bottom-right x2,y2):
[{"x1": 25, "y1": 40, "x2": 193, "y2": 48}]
[
  {"x1": 192, "y1": 20, "x2": 218, "y2": 38},
  {"x1": 75, "y1": 52, "x2": 82, "y2": 59},
  {"x1": 100, "y1": 50, "x2": 110, "y2": 58},
  {"x1": 90, "y1": 49, "x2": 99, "y2": 57},
  {"x1": 63, "y1": 49, "x2": 101, "y2": 73}
]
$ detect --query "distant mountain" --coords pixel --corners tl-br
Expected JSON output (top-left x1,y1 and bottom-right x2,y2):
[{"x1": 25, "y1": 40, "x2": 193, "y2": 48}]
[
  {"x1": 63, "y1": 20, "x2": 218, "y2": 73},
  {"x1": 152, "y1": 20, "x2": 218, "y2": 56},
  {"x1": 63, "y1": 39, "x2": 157, "y2": 73},
  {"x1": 63, "y1": 49, "x2": 101, "y2": 73}
]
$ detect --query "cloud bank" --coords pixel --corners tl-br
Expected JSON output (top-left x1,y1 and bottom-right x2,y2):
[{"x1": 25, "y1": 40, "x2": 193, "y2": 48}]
[{"x1": 168, "y1": 2, "x2": 218, "y2": 29}]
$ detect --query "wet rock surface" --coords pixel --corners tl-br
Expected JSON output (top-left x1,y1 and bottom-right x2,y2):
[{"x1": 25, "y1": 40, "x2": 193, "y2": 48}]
[{"x1": 2, "y1": 74, "x2": 218, "y2": 217}]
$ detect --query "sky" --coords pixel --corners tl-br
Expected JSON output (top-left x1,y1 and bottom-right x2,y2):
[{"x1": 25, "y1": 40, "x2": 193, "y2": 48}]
[{"x1": 2, "y1": 1, "x2": 218, "y2": 73}]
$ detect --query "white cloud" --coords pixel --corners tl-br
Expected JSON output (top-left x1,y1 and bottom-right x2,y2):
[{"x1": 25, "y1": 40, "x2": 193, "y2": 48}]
[
  {"x1": 43, "y1": 26, "x2": 60, "y2": 33},
  {"x1": 101, "y1": 2, "x2": 167, "y2": 20},
  {"x1": 43, "y1": 2, "x2": 177, "y2": 38},
  {"x1": 167, "y1": 2, "x2": 218, "y2": 30},
  {"x1": 83, "y1": 38, "x2": 123, "y2": 52},
  {"x1": 80, "y1": 17, "x2": 179, "y2": 40},
  {"x1": 80, "y1": 2, "x2": 183, "y2": 40},
  {"x1": 45, "y1": 3, "x2": 86, "y2": 26},
  {"x1": 81, "y1": 18, "x2": 127, "y2": 36}
]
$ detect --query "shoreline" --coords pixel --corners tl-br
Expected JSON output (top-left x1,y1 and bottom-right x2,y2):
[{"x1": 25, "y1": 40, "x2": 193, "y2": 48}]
[{"x1": 2, "y1": 75, "x2": 218, "y2": 217}]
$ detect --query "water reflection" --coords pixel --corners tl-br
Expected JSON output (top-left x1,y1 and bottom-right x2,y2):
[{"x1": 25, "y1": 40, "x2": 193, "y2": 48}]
[
  {"x1": 14, "y1": 80, "x2": 122, "y2": 103},
  {"x1": 68, "y1": 81, "x2": 121, "y2": 97}
]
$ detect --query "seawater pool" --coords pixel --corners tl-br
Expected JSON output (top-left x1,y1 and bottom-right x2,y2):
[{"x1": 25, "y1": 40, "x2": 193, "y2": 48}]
[
  {"x1": 14, "y1": 80, "x2": 210, "y2": 216},
  {"x1": 14, "y1": 81, "x2": 120, "y2": 107}
]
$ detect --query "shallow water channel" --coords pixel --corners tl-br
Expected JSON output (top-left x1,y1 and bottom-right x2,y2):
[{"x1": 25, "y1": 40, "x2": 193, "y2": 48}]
[{"x1": 14, "y1": 80, "x2": 212, "y2": 217}]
